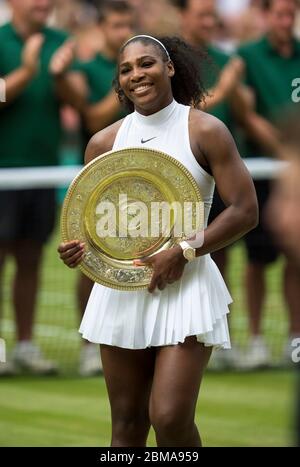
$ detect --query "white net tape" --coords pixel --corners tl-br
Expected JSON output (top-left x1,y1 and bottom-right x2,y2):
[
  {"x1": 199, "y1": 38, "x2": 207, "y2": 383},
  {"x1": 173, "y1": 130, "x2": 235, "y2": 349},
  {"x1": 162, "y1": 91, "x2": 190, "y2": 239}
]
[{"x1": 0, "y1": 158, "x2": 288, "y2": 190}]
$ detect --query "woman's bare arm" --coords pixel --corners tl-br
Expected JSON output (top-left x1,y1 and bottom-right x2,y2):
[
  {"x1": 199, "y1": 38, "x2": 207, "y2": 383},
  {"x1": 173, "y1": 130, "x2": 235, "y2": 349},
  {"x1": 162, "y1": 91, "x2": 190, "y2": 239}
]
[
  {"x1": 136, "y1": 111, "x2": 258, "y2": 292},
  {"x1": 189, "y1": 109, "x2": 258, "y2": 257}
]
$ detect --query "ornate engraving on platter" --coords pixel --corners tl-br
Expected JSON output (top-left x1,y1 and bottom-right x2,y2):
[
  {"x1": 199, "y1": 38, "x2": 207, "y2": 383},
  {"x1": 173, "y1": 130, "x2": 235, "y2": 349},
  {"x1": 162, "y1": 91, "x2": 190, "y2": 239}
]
[{"x1": 61, "y1": 148, "x2": 203, "y2": 291}]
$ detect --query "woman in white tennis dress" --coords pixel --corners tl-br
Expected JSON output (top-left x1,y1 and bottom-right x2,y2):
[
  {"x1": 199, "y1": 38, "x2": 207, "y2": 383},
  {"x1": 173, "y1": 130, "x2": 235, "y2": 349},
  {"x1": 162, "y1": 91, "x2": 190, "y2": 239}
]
[{"x1": 59, "y1": 35, "x2": 258, "y2": 447}]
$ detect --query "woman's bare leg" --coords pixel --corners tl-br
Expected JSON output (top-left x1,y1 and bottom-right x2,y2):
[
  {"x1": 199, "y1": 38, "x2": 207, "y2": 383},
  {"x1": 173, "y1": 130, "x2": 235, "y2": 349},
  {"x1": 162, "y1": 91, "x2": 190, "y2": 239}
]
[
  {"x1": 100, "y1": 344, "x2": 156, "y2": 447},
  {"x1": 149, "y1": 336, "x2": 212, "y2": 447}
]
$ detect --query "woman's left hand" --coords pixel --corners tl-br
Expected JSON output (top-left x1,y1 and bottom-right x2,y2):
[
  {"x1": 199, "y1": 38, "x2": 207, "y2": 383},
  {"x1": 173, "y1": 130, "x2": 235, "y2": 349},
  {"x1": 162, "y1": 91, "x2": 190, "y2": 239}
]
[{"x1": 134, "y1": 246, "x2": 188, "y2": 293}]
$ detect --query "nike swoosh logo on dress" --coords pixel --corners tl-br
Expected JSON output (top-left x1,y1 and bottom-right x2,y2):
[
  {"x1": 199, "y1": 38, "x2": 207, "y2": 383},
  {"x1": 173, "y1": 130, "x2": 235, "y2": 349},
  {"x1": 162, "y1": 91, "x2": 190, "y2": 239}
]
[{"x1": 141, "y1": 137, "x2": 157, "y2": 144}]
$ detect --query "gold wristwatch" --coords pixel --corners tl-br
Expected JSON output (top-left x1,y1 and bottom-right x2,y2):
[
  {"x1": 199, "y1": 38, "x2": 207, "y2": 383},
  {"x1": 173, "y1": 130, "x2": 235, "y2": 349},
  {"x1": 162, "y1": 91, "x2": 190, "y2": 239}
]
[{"x1": 179, "y1": 241, "x2": 196, "y2": 262}]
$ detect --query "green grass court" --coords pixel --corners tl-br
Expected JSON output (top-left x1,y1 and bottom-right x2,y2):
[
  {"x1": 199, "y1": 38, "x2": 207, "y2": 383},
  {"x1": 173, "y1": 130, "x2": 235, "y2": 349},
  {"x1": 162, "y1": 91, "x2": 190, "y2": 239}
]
[
  {"x1": 0, "y1": 217, "x2": 295, "y2": 446},
  {"x1": 0, "y1": 371, "x2": 294, "y2": 447}
]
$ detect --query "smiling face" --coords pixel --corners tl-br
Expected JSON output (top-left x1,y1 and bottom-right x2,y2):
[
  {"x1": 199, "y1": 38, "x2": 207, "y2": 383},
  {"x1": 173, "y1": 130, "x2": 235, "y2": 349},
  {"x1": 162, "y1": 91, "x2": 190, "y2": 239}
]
[{"x1": 118, "y1": 40, "x2": 175, "y2": 115}]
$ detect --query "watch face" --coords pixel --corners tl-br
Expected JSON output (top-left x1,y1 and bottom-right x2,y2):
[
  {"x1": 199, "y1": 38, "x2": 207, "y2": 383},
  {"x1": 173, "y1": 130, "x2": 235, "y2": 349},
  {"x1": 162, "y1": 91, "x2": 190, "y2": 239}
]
[{"x1": 184, "y1": 248, "x2": 195, "y2": 261}]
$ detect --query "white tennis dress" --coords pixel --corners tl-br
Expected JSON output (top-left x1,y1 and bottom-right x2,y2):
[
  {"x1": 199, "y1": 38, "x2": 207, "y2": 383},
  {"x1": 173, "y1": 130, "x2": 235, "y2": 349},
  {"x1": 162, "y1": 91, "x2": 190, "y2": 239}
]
[{"x1": 79, "y1": 100, "x2": 232, "y2": 349}]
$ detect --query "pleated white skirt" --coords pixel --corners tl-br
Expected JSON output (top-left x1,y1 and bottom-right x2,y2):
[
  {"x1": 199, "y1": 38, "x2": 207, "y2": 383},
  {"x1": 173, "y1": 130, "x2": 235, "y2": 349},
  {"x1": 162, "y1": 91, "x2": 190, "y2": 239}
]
[{"x1": 79, "y1": 254, "x2": 232, "y2": 349}]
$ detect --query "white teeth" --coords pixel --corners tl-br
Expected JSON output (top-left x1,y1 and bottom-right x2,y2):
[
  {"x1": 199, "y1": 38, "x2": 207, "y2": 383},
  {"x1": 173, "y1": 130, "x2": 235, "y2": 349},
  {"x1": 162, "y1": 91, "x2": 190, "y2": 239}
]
[{"x1": 134, "y1": 85, "x2": 151, "y2": 92}]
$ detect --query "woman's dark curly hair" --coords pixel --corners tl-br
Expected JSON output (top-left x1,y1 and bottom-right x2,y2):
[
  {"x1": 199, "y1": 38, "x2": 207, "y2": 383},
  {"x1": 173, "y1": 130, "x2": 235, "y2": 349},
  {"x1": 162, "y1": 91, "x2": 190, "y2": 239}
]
[{"x1": 114, "y1": 36, "x2": 208, "y2": 113}]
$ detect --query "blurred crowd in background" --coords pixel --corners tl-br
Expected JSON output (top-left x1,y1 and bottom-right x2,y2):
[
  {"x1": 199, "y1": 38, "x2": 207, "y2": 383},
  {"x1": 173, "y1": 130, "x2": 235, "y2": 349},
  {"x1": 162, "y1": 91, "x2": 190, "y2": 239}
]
[{"x1": 1, "y1": 0, "x2": 299, "y2": 53}]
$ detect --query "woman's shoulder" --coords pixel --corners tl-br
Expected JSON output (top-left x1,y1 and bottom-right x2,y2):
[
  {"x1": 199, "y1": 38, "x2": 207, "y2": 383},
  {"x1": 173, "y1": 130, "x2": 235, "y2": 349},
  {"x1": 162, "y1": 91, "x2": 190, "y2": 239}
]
[
  {"x1": 189, "y1": 107, "x2": 229, "y2": 133},
  {"x1": 189, "y1": 107, "x2": 233, "y2": 144},
  {"x1": 84, "y1": 119, "x2": 125, "y2": 164}
]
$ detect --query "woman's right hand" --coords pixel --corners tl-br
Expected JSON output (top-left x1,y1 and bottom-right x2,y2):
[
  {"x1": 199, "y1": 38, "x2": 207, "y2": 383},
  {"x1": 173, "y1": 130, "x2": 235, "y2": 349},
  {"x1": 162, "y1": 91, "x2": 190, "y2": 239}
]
[{"x1": 57, "y1": 240, "x2": 85, "y2": 268}]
